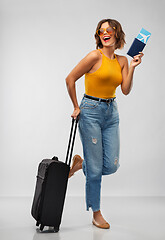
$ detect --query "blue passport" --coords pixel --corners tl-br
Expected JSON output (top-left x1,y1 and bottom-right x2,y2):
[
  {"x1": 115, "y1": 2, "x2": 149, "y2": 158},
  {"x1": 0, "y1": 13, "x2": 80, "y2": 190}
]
[{"x1": 127, "y1": 28, "x2": 151, "y2": 58}]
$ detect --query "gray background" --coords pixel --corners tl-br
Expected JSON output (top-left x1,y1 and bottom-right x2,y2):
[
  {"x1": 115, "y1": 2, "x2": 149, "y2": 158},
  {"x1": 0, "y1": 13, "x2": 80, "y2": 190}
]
[{"x1": 0, "y1": 0, "x2": 165, "y2": 197}]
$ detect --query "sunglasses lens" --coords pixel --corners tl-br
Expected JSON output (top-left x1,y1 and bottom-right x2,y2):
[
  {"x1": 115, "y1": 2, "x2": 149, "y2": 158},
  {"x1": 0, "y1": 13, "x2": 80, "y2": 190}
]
[
  {"x1": 106, "y1": 27, "x2": 113, "y2": 34},
  {"x1": 98, "y1": 28, "x2": 104, "y2": 36}
]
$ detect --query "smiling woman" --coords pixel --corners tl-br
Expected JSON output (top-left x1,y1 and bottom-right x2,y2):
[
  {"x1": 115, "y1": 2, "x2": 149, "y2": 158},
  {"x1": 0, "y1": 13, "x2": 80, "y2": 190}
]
[
  {"x1": 65, "y1": 18, "x2": 144, "y2": 229},
  {"x1": 95, "y1": 19, "x2": 126, "y2": 50}
]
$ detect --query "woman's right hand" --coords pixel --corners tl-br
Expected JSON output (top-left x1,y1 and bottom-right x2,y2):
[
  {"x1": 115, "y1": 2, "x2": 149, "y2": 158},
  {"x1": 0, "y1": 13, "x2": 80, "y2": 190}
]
[{"x1": 71, "y1": 107, "x2": 80, "y2": 120}]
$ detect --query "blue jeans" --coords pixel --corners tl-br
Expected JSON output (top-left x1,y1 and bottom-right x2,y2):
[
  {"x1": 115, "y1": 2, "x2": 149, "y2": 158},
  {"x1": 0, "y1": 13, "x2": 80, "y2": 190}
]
[{"x1": 78, "y1": 94, "x2": 120, "y2": 212}]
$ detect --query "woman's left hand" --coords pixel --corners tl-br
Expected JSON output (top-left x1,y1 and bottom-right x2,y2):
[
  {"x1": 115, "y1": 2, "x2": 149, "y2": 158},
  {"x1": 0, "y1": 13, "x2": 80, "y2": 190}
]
[{"x1": 130, "y1": 52, "x2": 144, "y2": 68}]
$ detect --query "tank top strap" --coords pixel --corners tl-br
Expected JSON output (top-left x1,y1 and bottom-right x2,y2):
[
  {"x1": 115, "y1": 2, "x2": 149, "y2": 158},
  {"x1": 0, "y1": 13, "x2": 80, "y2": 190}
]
[{"x1": 98, "y1": 49, "x2": 103, "y2": 54}]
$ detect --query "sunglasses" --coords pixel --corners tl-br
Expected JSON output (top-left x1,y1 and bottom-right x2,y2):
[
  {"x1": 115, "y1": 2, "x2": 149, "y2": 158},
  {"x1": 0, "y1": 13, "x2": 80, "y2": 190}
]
[{"x1": 96, "y1": 27, "x2": 116, "y2": 36}]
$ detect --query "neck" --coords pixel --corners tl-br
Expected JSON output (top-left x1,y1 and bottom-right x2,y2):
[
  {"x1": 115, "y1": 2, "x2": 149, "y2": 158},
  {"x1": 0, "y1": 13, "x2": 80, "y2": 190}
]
[{"x1": 101, "y1": 46, "x2": 116, "y2": 59}]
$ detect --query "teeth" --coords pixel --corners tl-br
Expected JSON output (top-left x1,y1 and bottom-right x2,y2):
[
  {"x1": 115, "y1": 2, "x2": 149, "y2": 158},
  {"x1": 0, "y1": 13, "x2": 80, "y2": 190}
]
[{"x1": 104, "y1": 37, "x2": 110, "y2": 40}]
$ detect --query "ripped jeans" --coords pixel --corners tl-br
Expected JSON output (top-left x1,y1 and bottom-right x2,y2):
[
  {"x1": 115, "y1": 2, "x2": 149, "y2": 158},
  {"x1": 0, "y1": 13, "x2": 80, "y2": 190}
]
[{"x1": 78, "y1": 94, "x2": 120, "y2": 212}]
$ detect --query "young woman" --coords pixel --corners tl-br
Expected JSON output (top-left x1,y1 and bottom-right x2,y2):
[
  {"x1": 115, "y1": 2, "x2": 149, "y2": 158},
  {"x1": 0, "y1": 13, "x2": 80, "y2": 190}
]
[{"x1": 65, "y1": 18, "x2": 144, "y2": 229}]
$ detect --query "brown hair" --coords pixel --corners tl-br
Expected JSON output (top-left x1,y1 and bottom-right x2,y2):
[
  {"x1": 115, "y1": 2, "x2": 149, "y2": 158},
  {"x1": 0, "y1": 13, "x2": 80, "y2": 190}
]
[{"x1": 94, "y1": 18, "x2": 126, "y2": 50}]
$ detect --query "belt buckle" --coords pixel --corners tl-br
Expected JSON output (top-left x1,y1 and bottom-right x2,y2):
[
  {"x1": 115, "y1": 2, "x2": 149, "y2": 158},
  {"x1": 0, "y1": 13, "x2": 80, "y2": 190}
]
[{"x1": 106, "y1": 98, "x2": 111, "y2": 103}]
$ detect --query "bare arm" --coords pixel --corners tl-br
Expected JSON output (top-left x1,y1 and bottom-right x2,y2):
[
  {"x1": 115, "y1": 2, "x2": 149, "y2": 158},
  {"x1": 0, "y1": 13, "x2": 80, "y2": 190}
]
[
  {"x1": 121, "y1": 52, "x2": 144, "y2": 95},
  {"x1": 65, "y1": 50, "x2": 100, "y2": 119}
]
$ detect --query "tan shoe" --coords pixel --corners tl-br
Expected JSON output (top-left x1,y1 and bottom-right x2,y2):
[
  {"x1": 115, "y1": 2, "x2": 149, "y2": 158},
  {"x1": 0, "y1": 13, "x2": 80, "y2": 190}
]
[
  {"x1": 71, "y1": 155, "x2": 83, "y2": 169},
  {"x1": 68, "y1": 155, "x2": 83, "y2": 178},
  {"x1": 92, "y1": 218, "x2": 110, "y2": 229}
]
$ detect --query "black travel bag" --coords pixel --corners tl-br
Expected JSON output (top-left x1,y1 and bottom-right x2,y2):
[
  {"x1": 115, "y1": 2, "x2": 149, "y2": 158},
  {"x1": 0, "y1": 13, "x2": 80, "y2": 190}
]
[{"x1": 31, "y1": 117, "x2": 79, "y2": 232}]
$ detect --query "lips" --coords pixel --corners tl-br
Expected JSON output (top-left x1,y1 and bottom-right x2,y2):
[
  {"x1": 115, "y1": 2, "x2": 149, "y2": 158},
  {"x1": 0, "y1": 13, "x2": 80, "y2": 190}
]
[{"x1": 103, "y1": 35, "x2": 111, "y2": 42}]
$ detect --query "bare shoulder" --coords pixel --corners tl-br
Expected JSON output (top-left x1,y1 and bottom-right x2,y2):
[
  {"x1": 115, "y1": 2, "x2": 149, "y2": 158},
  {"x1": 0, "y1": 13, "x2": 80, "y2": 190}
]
[
  {"x1": 85, "y1": 49, "x2": 101, "y2": 61},
  {"x1": 79, "y1": 49, "x2": 101, "y2": 68}
]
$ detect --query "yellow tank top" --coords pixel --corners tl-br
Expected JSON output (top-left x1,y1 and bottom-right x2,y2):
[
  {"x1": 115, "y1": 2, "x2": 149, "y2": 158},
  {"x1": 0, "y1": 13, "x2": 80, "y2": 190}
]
[{"x1": 85, "y1": 49, "x2": 122, "y2": 99}]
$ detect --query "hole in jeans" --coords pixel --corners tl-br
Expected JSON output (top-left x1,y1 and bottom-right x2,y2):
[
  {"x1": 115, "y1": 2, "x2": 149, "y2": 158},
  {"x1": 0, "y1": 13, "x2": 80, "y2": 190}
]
[
  {"x1": 92, "y1": 138, "x2": 97, "y2": 144},
  {"x1": 114, "y1": 158, "x2": 118, "y2": 165}
]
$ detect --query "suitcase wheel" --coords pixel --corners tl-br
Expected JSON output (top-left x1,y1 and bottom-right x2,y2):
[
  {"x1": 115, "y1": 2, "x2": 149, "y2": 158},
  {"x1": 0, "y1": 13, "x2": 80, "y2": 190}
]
[
  {"x1": 54, "y1": 226, "x2": 59, "y2": 232},
  {"x1": 40, "y1": 224, "x2": 44, "y2": 231}
]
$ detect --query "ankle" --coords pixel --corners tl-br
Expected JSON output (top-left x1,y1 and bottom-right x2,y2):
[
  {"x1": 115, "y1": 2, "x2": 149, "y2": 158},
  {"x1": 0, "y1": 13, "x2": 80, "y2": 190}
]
[{"x1": 93, "y1": 210, "x2": 101, "y2": 217}]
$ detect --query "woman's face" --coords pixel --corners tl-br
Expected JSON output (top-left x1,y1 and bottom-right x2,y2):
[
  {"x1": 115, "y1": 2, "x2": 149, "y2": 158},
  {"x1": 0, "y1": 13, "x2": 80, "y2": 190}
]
[{"x1": 99, "y1": 22, "x2": 116, "y2": 48}]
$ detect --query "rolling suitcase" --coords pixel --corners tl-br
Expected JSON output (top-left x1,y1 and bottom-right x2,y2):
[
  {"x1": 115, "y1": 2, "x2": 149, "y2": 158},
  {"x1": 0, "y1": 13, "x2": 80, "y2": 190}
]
[{"x1": 31, "y1": 117, "x2": 79, "y2": 232}]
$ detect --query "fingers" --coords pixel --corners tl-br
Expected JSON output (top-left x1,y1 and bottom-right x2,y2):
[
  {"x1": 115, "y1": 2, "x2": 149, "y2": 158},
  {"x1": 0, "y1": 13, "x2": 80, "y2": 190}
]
[
  {"x1": 139, "y1": 52, "x2": 144, "y2": 57},
  {"x1": 133, "y1": 52, "x2": 144, "y2": 64},
  {"x1": 71, "y1": 114, "x2": 80, "y2": 120},
  {"x1": 133, "y1": 55, "x2": 141, "y2": 63},
  {"x1": 71, "y1": 108, "x2": 80, "y2": 120},
  {"x1": 130, "y1": 52, "x2": 144, "y2": 67},
  {"x1": 71, "y1": 114, "x2": 78, "y2": 120},
  {"x1": 134, "y1": 52, "x2": 144, "y2": 58}
]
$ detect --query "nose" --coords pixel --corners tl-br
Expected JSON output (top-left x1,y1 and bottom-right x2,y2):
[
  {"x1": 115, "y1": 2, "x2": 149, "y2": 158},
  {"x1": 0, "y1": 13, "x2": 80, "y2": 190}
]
[{"x1": 103, "y1": 29, "x2": 108, "y2": 34}]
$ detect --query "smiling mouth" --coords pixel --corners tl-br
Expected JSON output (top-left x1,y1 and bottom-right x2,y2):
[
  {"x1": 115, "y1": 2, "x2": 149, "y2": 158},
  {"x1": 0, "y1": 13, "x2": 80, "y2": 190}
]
[{"x1": 103, "y1": 36, "x2": 111, "y2": 42}]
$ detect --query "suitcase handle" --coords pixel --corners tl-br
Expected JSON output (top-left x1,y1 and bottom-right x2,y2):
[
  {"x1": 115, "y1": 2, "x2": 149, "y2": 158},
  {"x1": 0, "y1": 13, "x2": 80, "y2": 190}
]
[{"x1": 65, "y1": 116, "x2": 79, "y2": 166}]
